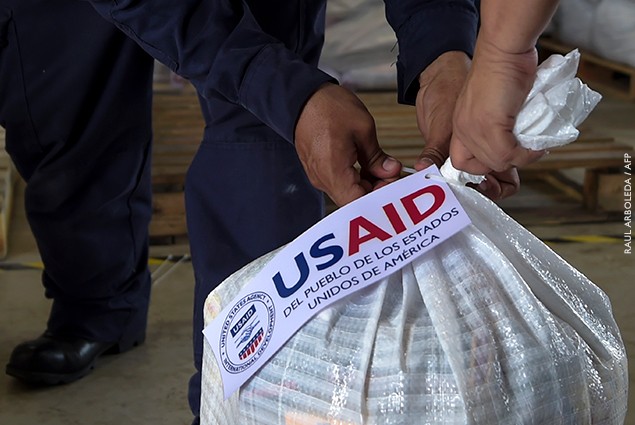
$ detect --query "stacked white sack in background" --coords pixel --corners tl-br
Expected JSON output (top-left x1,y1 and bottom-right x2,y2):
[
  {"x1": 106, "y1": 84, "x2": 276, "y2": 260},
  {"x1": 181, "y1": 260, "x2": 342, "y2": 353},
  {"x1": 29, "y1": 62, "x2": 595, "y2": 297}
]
[
  {"x1": 320, "y1": 0, "x2": 635, "y2": 86},
  {"x1": 553, "y1": 0, "x2": 635, "y2": 67},
  {"x1": 199, "y1": 51, "x2": 628, "y2": 424},
  {"x1": 319, "y1": 0, "x2": 397, "y2": 90}
]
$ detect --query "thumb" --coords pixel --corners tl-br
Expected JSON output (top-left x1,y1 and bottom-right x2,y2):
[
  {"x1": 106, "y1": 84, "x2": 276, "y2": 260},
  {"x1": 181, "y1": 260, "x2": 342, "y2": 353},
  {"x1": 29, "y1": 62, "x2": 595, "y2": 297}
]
[
  {"x1": 449, "y1": 135, "x2": 493, "y2": 175},
  {"x1": 375, "y1": 155, "x2": 402, "y2": 178},
  {"x1": 356, "y1": 137, "x2": 402, "y2": 180},
  {"x1": 415, "y1": 145, "x2": 449, "y2": 171}
]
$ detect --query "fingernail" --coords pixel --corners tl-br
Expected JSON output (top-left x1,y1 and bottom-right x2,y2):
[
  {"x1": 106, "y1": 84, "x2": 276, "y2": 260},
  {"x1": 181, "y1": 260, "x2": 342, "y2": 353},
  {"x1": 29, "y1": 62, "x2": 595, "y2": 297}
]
[
  {"x1": 383, "y1": 156, "x2": 399, "y2": 171},
  {"x1": 414, "y1": 158, "x2": 433, "y2": 171},
  {"x1": 417, "y1": 158, "x2": 434, "y2": 166},
  {"x1": 478, "y1": 180, "x2": 488, "y2": 191}
]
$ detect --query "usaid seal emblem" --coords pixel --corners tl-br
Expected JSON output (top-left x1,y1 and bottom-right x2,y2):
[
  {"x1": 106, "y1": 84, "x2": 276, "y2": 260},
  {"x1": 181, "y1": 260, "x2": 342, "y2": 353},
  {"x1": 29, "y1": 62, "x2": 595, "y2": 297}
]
[{"x1": 219, "y1": 291, "x2": 275, "y2": 374}]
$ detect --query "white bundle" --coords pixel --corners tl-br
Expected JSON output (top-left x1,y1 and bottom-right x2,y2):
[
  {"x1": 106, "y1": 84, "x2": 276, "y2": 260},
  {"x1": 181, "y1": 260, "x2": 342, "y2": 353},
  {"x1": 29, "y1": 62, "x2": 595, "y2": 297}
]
[
  {"x1": 593, "y1": 0, "x2": 635, "y2": 68},
  {"x1": 200, "y1": 52, "x2": 627, "y2": 424},
  {"x1": 442, "y1": 49, "x2": 601, "y2": 185},
  {"x1": 319, "y1": 0, "x2": 398, "y2": 89},
  {"x1": 555, "y1": 0, "x2": 635, "y2": 68}
]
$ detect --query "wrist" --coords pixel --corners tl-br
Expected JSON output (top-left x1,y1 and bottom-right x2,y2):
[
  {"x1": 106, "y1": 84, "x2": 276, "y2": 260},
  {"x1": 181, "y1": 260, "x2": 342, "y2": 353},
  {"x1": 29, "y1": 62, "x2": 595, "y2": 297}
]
[
  {"x1": 418, "y1": 51, "x2": 471, "y2": 88},
  {"x1": 471, "y1": 36, "x2": 538, "y2": 82}
]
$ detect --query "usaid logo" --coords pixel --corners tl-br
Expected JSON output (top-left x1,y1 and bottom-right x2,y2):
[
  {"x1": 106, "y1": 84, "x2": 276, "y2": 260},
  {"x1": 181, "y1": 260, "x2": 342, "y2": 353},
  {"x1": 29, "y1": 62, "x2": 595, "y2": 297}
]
[
  {"x1": 219, "y1": 292, "x2": 275, "y2": 374},
  {"x1": 271, "y1": 184, "x2": 447, "y2": 299}
]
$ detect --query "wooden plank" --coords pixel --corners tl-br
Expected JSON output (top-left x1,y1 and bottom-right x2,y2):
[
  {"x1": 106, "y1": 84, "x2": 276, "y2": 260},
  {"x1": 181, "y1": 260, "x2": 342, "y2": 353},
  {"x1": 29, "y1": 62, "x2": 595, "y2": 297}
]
[
  {"x1": 151, "y1": 164, "x2": 189, "y2": 178},
  {"x1": 149, "y1": 192, "x2": 187, "y2": 238},
  {"x1": 153, "y1": 192, "x2": 185, "y2": 216},
  {"x1": 536, "y1": 171, "x2": 584, "y2": 202},
  {"x1": 525, "y1": 150, "x2": 628, "y2": 171},
  {"x1": 152, "y1": 144, "x2": 199, "y2": 154},
  {"x1": 0, "y1": 156, "x2": 17, "y2": 259},
  {"x1": 597, "y1": 173, "x2": 627, "y2": 212},
  {"x1": 149, "y1": 216, "x2": 188, "y2": 238},
  {"x1": 381, "y1": 138, "x2": 620, "y2": 154},
  {"x1": 152, "y1": 155, "x2": 195, "y2": 166},
  {"x1": 583, "y1": 169, "x2": 602, "y2": 211},
  {"x1": 150, "y1": 83, "x2": 202, "y2": 242},
  {"x1": 383, "y1": 148, "x2": 629, "y2": 171},
  {"x1": 539, "y1": 141, "x2": 627, "y2": 153},
  {"x1": 151, "y1": 173, "x2": 187, "y2": 187},
  {"x1": 0, "y1": 173, "x2": 7, "y2": 257}
]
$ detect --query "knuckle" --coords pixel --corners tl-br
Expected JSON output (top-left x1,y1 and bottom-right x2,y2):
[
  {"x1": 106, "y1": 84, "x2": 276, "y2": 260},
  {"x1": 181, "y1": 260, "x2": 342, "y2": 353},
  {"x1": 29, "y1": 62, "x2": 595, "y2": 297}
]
[
  {"x1": 420, "y1": 146, "x2": 448, "y2": 167},
  {"x1": 451, "y1": 155, "x2": 470, "y2": 170},
  {"x1": 357, "y1": 115, "x2": 376, "y2": 137}
]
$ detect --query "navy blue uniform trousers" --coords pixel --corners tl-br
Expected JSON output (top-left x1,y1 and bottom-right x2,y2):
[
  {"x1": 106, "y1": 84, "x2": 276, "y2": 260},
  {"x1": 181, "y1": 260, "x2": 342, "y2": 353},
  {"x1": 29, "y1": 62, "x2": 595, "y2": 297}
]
[
  {"x1": 0, "y1": 0, "x2": 324, "y2": 420},
  {"x1": 0, "y1": 1, "x2": 153, "y2": 348}
]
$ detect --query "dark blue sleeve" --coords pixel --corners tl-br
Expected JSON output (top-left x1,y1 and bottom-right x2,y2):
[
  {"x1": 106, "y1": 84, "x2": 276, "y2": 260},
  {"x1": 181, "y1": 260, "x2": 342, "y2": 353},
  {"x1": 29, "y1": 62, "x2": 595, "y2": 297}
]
[
  {"x1": 383, "y1": 0, "x2": 479, "y2": 105},
  {"x1": 86, "y1": 0, "x2": 335, "y2": 143}
]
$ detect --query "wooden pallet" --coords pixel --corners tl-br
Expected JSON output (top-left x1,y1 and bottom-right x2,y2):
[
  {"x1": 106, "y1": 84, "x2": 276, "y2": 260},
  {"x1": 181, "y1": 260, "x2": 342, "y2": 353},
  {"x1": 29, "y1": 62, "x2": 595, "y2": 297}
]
[
  {"x1": 538, "y1": 37, "x2": 635, "y2": 100},
  {"x1": 150, "y1": 84, "x2": 202, "y2": 242},
  {"x1": 148, "y1": 87, "x2": 631, "y2": 235},
  {"x1": 357, "y1": 91, "x2": 633, "y2": 214},
  {"x1": 0, "y1": 86, "x2": 198, "y2": 248},
  {"x1": 0, "y1": 130, "x2": 17, "y2": 258}
]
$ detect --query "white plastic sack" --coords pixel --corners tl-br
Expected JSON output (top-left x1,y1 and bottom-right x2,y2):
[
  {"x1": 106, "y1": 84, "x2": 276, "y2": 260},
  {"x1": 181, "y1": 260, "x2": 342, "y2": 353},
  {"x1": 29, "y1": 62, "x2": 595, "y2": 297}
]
[
  {"x1": 554, "y1": 0, "x2": 635, "y2": 68},
  {"x1": 593, "y1": 0, "x2": 635, "y2": 67},
  {"x1": 200, "y1": 190, "x2": 628, "y2": 424},
  {"x1": 555, "y1": 0, "x2": 599, "y2": 51},
  {"x1": 319, "y1": 0, "x2": 397, "y2": 89},
  {"x1": 199, "y1": 53, "x2": 628, "y2": 424}
]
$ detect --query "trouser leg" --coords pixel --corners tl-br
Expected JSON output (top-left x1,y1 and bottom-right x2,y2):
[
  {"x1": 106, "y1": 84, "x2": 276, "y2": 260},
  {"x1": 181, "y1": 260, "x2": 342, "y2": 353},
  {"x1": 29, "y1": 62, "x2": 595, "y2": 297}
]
[
  {"x1": 0, "y1": 0, "x2": 154, "y2": 344},
  {"x1": 184, "y1": 125, "x2": 324, "y2": 419}
]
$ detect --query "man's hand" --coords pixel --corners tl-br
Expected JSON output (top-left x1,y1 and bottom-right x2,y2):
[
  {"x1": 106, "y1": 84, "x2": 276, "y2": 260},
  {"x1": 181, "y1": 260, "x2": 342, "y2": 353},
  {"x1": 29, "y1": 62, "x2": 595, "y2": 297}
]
[
  {"x1": 471, "y1": 168, "x2": 520, "y2": 200},
  {"x1": 450, "y1": 40, "x2": 545, "y2": 176},
  {"x1": 415, "y1": 51, "x2": 471, "y2": 170},
  {"x1": 415, "y1": 51, "x2": 520, "y2": 200},
  {"x1": 295, "y1": 83, "x2": 402, "y2": 207}
]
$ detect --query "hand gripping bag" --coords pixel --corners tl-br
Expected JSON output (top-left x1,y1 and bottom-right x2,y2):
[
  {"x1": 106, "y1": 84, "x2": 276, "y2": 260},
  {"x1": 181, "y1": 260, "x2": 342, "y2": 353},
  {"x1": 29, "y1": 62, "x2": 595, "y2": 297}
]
[{"x1": 199, "y1": 51, "x2": 628, "y2": 425}]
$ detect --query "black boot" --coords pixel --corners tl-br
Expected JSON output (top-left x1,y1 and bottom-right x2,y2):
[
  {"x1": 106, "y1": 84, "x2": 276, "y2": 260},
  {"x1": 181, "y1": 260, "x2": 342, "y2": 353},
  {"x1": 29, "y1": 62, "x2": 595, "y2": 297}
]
[{"x1": 5, "y1": 331, "x2": 144, "y2": 385}]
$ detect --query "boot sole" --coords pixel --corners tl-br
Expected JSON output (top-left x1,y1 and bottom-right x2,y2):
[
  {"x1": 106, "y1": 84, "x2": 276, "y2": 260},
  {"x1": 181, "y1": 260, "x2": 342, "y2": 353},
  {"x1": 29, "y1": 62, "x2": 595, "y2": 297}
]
[{"x1": 5, "y1": 336, "x2": 145, "y2": 386}]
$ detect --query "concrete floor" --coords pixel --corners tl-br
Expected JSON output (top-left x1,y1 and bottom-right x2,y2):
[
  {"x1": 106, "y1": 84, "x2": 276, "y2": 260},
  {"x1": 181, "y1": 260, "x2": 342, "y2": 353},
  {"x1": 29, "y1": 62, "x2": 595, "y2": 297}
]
[
  {"x1": 0, "y1": 95, "x2": 634, "y2": 424},
  {"x1": 0, "y1": 180, "x2": 195, "y2": 424}
]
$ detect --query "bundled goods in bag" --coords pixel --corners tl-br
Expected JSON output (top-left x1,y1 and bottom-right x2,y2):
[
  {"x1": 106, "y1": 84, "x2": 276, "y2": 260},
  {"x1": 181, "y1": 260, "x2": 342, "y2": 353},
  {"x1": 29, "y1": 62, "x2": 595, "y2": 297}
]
[{"x1": 199, "y1": 50, "x2": 628, "y2": 425}]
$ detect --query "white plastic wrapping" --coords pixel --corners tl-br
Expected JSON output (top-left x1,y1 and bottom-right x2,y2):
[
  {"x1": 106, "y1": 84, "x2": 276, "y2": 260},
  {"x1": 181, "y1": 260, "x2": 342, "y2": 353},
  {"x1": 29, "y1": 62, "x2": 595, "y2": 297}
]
[
  {"x1": 200, "y1": 182, "x2": 628, "y2": 424},
  {"x1": 199, "y1": 52, "x2": 627, "y2": 424},
  {"x1": 442, "y1": 50, "x2": 601, "y2": 185},
  {"x1": 515, "y1": 50, "x2": 601, "y2": 150}
]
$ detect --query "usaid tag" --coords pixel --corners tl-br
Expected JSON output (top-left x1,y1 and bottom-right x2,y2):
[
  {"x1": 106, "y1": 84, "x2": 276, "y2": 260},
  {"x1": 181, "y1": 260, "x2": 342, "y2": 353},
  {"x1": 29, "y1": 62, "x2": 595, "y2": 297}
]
[{"x1": 203, "y1": 165, "x2": 471, "y2": 398}]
